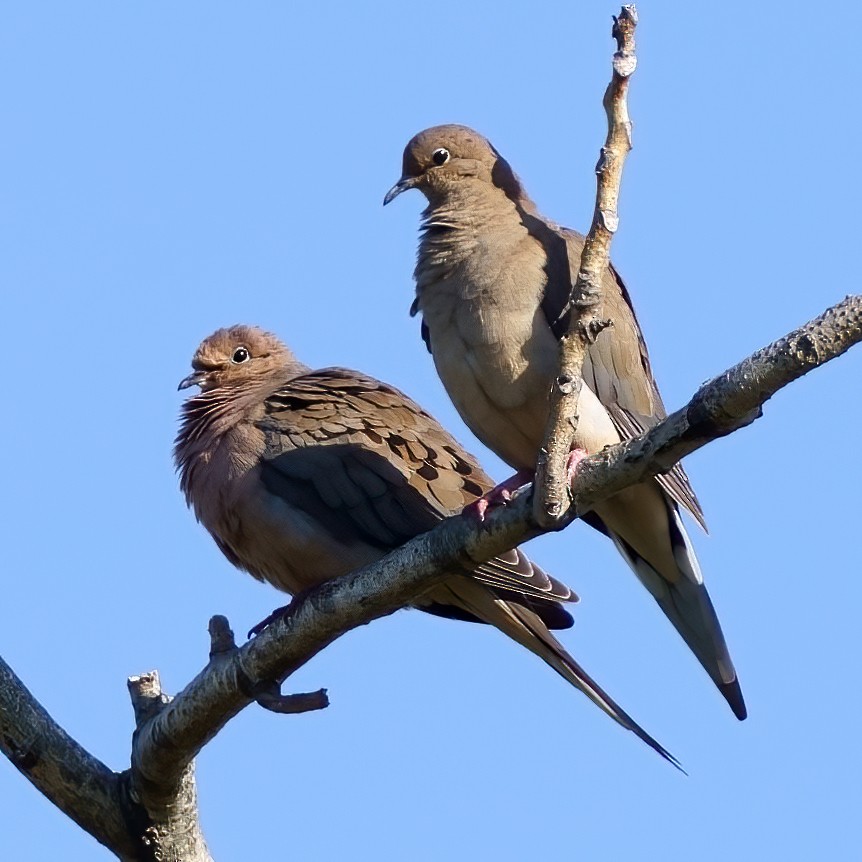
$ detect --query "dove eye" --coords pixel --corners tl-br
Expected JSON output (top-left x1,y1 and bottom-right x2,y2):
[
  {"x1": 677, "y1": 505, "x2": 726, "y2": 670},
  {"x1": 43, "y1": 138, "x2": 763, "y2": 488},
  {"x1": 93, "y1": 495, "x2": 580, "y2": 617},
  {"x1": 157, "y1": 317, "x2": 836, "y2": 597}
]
[
  {"x1": 431, "y1": 148, "x2": 450, "y2": 166},
  {"x1": 231, "y1": 346, "x2": 250, "y2": 364}
]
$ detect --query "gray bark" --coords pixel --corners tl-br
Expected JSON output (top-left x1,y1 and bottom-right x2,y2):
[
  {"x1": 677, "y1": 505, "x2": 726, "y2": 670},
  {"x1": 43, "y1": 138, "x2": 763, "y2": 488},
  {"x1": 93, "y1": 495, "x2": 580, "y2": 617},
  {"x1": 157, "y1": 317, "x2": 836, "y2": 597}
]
[
  {"x1": 1, "y1": 292, "x2": 859, "y2": 858},
  {"x1": 2, "y1": 4, "x2": 860, "y2": 856}
]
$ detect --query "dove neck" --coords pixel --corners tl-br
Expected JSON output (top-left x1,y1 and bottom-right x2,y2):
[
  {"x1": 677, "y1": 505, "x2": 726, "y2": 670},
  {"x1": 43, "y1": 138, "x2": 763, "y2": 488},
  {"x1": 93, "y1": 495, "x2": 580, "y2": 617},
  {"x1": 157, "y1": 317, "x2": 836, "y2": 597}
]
[
  {"x1": 417, "y1": 182, "x2": 529, "y2": 269},
  {"x1": 422, "y1": 178, "x2": 525, "y2": 226},
  {"x1": 174, "y1": 375, "x2": 288, "y2": 497}
]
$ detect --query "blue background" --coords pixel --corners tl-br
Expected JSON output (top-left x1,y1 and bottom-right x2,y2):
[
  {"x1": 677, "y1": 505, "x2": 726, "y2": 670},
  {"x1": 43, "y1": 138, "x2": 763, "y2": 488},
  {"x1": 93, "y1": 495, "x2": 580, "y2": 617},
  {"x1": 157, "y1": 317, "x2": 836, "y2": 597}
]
[{"x1": 1, "y1": 2, "x2": 859, "y2": 859}]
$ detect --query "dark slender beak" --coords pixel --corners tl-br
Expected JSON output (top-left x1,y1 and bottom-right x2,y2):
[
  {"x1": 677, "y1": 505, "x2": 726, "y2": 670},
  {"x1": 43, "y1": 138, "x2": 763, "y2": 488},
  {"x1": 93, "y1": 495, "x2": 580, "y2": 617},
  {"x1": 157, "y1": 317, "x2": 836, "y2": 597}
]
[
  {"x1": 178, "y1": 370, "x2": 205, "y2": 391},
  {"x1": 383, "y1": 175, "x2": 418, "y2": 206}
]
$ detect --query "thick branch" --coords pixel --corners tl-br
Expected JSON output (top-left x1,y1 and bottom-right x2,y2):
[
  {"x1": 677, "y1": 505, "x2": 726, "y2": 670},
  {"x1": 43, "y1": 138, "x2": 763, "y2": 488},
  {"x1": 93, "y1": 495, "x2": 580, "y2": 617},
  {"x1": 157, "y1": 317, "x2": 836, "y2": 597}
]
[
  {"x1": 0, "y1": 656, "x2": 140, "y2": 859},
  {"x1": 126, "y1": 672, "x2": 213, "y2": 862},
  {"x1": 534, "y1": 4, "x2": 638, "y2": 527},
  {"x1": 131, "y1": 294, "x2": 861, "y2": 797},
  {"x1": 6, "y1": 7, "x2": 855, "y2": 858},
  {"x1": 0, "y1": 656, "x2": 217, "y2": 860},
  {"x1": 567, "y1": 296, "x2": 862, "y2": 509},
  {"x1": 2, "y1": 296, "x2": 859, "y2": 851}
]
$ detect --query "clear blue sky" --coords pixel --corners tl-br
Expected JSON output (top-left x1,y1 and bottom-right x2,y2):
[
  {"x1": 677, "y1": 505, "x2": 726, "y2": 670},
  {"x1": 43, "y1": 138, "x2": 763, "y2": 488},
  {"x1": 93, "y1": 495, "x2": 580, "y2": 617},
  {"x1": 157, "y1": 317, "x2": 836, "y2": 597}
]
[{"x1": 1, "y1": 3, "x2": 859, "y2": 860}]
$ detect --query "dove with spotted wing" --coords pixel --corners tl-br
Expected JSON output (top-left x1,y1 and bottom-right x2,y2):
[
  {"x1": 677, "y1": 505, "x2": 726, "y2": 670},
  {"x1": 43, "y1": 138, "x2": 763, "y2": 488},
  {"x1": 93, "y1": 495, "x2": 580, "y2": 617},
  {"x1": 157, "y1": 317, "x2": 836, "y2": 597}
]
[{"x1": 174, "y1": 324, "x2": 680, "y2": 765}]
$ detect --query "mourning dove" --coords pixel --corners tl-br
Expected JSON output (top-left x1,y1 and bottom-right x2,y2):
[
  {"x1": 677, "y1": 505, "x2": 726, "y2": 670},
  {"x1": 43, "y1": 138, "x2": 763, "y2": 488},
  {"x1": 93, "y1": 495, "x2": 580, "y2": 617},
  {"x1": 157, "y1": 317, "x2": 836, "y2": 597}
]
[
  {"x1": 175, "y1": 325, "x2": 679, "y2": 765},
  {"x1": 384, "y1": 124, "x2": 745, "y2": 720}
]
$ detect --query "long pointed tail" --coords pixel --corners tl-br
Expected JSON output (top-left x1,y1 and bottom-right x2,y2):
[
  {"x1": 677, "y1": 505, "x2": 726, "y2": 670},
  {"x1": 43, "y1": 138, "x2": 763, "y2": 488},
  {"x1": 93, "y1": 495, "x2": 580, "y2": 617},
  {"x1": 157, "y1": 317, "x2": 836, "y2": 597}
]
[
  {"x1": 431, "y1": 579, "x2": 683, "y2": 770},
  {"x1": 600, "y1": 501, "x2": 747, "y2": 721}
]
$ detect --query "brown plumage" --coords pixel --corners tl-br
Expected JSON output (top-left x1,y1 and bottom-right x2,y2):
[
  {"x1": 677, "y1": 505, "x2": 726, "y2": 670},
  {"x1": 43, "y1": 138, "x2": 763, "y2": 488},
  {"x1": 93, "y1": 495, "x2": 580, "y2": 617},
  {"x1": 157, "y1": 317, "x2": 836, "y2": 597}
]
[
  {"x1": 384, "y1": 124, "x2": 745, "y2": 720},
  {"x1": 175, "y1": 324, "x2": 679, "y2": 766}
]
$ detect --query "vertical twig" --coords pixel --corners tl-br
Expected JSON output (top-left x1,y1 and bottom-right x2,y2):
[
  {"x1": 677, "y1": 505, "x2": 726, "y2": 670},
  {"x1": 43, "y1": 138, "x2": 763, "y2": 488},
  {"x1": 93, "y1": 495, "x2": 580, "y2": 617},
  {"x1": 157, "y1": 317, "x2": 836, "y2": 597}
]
[
  {"x1": 128, "y1": 671, "x2": 214, "y2": 862},
  {"x1": 533, "y1": 5, "x2": 638, "y2": 527}
]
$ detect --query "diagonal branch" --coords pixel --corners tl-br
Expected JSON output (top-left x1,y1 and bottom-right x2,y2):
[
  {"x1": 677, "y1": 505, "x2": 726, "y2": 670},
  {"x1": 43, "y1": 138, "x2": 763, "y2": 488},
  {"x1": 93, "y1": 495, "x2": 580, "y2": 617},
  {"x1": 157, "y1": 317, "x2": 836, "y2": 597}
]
[
  {"x1": 131, "y1": 293, "x2": 861, "y2": 794},
  {"x1": 0, "y1": 656, "x2": 141, "y2": 860},
  {"x1": 1, "y1": 295, "x2": 859, "y2": 854},
  {"x1": 534, "y1": 4, "x2": 639, "y2": 527},
  {"x1": 566, "y1": 295, "x2": 862, "y2": 508}
]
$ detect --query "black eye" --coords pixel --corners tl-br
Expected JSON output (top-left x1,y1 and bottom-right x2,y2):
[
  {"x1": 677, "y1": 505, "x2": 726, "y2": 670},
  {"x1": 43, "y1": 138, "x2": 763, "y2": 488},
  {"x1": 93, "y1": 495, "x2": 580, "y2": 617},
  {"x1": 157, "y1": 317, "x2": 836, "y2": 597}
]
[
  {"x1": 231, "y1": 346, "x2": 250, "y2": 364},
  {"x1": 431, "y1": 147, "x2": 450, "y2": 166}
]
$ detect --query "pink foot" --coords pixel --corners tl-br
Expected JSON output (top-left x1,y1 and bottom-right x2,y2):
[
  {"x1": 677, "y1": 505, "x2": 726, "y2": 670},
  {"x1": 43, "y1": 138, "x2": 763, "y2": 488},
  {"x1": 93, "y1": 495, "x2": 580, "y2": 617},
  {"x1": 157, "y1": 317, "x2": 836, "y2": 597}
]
[
  {"x1": 565, "y1": 449, "x2": 589, "y2": 485},
  {"x1": 463, "y1": 469, "x2": 535, "y2": 522}
]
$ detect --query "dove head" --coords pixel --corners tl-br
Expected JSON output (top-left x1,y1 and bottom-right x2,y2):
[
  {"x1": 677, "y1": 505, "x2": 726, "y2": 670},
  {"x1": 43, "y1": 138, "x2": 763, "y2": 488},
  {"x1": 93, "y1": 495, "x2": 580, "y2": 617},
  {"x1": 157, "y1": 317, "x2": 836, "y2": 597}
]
[
  {"x1": 383, "y1": 124, "x2": 527, "y2": 207},
  {"x1": 178, "y1": 325, "x2": 299, "y2": 392}
]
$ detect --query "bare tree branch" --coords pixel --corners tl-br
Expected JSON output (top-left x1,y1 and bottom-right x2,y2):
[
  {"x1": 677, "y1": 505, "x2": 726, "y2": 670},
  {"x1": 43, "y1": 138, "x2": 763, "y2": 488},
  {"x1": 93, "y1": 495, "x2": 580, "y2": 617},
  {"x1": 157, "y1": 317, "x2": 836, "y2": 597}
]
[
  {"x1": 2, "y1": 297, "x2": 858, "y2": 856},
  {"x1": 0, "y1": 656, "x2": 140, "y2": 859},
  {"x1": 565, "y1": 295, "x2": 862, "y2": 510},
  {"x1": 128, "y1": 293, "x2": 861, "y2": 806},
  {"x1": 2, "y1": 7, "x2": 860, "y2": 856},
  {"x1": 534, "y1": 4, "x2": 638, "y2": 527},
  {"x1": 127, "y1": 672, "x2": 213, "y2": 862},
  {"x1": 208, "y1": 615, "x2": 329, "y2": 715}
]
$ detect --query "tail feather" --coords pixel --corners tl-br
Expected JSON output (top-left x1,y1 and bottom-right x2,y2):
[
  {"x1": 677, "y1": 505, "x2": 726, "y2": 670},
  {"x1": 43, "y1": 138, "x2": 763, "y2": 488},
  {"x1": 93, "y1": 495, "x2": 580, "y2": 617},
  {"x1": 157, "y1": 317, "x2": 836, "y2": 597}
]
[
  {"x1": 605, "y1": 502, "x2": 747, "y2": 721},
  {"x1": 429, "y1": 578, "x2": 683, "y2": 770}
]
